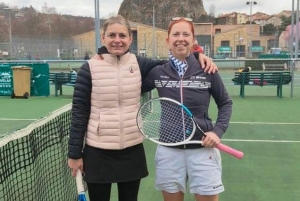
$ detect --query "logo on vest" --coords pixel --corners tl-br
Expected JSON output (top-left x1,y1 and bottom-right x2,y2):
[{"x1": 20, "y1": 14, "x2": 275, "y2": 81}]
[{"x1": 129, "y1": 66, "x2": 134, "y2": 73}]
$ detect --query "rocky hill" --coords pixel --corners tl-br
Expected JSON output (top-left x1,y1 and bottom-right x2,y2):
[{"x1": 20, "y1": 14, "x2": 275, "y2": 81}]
[{"x1": 118, "y1": 0, "x2": 210, "y2": 29}]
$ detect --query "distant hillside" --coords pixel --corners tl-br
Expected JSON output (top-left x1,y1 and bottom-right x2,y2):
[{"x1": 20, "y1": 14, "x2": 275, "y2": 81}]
[
  {"x1": 0, "y1": 0, "x2": 213, "y2": 42},
  {"x1": 118, "y1": 0, "x2": 212, "y2": 29},
  {"x1": 0, "y1": 4, "x2": 95, "y2": 42}
]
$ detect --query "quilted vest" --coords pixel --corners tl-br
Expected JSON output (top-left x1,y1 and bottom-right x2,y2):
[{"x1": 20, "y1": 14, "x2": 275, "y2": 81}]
[{"x1": 85, "y1": 53, "x2": 143, "y2": 150}]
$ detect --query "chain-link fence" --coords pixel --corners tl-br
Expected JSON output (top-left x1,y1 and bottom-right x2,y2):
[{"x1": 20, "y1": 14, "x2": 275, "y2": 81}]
[
  {"x1": 0, "y1": 37, "x2": 75, "y2": 60},
  {"x1": 0, "y1": 59, "x2": 300, "y2": 98}
]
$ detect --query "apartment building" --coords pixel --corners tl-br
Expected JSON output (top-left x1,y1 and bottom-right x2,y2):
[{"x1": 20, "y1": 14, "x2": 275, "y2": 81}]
[{"x1": 216, "y1": 12, "x2": 248, "y2": 25}]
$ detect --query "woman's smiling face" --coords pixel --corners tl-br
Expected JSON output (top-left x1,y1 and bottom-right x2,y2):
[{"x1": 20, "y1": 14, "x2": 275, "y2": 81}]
[
  {"x1": 166, "y1": 21, "x2": 194, "y2": 60},
  {"x1": 102, "y1": 23, "x2": 132, "y2": 56}
]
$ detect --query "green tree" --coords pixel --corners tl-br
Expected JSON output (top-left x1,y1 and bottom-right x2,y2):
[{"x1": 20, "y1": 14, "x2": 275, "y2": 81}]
[
  {"x1": 278, "y1": 15, "x2": 292, "y2": 32},
  {"x1": 277, "y1": 12, "x2": 300, "y2": 33},
  {"x1": 262, "y1": 23, "x2": 277, "y2": 35}
]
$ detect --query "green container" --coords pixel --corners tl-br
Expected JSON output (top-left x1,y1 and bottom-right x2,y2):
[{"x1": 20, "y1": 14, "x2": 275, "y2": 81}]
[
  {"x1": 0, "y1": 65, "x2": 12, "y2": 96},
  {"x1": 14, "y1": 63, "x2": 50, "y2": 96},
  {"x1": 1, "y1": 62, "x2": 50, "y2": 96}
]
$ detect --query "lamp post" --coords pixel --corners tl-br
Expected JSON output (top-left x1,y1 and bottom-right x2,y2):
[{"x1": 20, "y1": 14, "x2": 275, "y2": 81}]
[
  {"x1": 152, "y1": 5, "x2": 156, "y2": 59},
  {"x1": 290, "y1": 0, "x2": 295, "y2": 58},
  {"x1": 246, "y1": 1, "x2": 257, "y2": 58},
  {"x1": 94, "y1": 0, "x2": 101, "y2": 53},
  {"x1": 274, "y1": 31, "x2": 278, "y2": 50},
  {"x1": 144, "y1": 33, "x2": 147, "y2": 57},
  {"x1": 4, "y1": 7, "x2": 12, "y2": 58},
  {"x1": 295, "y1": 0, "x2": 299, "y2": 60}
]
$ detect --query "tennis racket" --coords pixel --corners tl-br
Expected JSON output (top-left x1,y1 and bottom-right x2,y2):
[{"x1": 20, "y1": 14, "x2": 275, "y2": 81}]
[
  {"x1": 76, "y1": 170, "x2": 87, "y2": 201},
  {"x1": 137, "y1": 97, "x2": 243, "y2": 159}
]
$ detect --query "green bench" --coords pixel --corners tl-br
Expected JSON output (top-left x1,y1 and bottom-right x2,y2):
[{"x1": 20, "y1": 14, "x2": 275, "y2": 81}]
[
  {"x1": 232, "y1": 71, "x2": 292, "y2": 98},
  {"x1": 49, "y1": 71, "x2": 77, "y2": 96}
]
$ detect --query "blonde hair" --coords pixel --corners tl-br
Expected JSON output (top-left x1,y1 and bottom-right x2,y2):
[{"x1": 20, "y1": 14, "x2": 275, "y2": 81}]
[{"x1": 102, "y1": 15, "x2": 132, "y2": 37}]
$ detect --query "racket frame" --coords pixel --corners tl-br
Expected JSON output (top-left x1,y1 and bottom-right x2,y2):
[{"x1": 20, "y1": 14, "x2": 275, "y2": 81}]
[
  {"x1": 76, "y1": 170, "x2": 87, "y2": 201},
  {"x1": 137, "y1": 97, "x2": 244, "y2": 159}
]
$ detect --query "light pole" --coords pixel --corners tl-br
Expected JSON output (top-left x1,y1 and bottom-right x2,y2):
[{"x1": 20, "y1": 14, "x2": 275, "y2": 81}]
[
  {"x1": 274, "y1": 31, "x2": 278, "y2": 50},
  {"x1": 290, "y1": 0, "x2": 295, "y2": 58},
  {"x1": 144, "y1": 33, "x2": 147, "y2": 57},
  {"x1": 246, "y1": 1, "x2": 257, "y2": 58},
  {"x1": 4, "y1": 7, "x2": 12, "y2": 58},
  {"x1": 94, "y1": 0, "x2": 101, "y2": 53},
  {"x1": 295, "y1": 0, "x2": 299, "y2": 60},
  {"x1": 152, "y1": 5, "x2": 156, "y2": 59}
]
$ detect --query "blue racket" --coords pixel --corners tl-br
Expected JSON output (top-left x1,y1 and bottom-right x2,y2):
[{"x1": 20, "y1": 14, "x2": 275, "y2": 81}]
[{"x1": 76, "y1": 170, "x2": 87, "y2": 201}]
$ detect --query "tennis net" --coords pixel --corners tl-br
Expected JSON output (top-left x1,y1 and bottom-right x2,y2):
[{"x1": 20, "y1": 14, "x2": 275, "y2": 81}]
[
  {"x1": 0, "y1": 92, "x2": 153, "y2": 201},
  {"x1": 0, "y1": 103, "x2": 78, "y2": 201}
]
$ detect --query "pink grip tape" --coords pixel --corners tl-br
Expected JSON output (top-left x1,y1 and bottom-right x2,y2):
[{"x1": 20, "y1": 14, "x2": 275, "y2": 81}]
[{"x1": 216, "y1": 143, "x2": 244, "y2": 159}]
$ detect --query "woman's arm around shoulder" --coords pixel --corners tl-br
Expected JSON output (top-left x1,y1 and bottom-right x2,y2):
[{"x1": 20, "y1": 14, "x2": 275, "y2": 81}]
[
  {"x1": 136, "y1": 56, "x2": 167, "y2": 78},
  {"x1": 193, "y1": 52, "x2": 218, "y2": 74},
  {"x1": 137, "y1": 53, "x2": 218, "y2": 78}
]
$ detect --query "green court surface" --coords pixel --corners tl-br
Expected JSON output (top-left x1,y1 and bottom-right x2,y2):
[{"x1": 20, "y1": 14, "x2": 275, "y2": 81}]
[{"x1": 1, "y1": 72, "x2": 300, "y2": 201}]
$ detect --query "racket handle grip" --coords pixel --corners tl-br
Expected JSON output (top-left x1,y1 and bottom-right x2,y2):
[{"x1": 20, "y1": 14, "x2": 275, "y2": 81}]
[
  {"x1": 216, "y1": 143, "x2": 244, "y2": 159},
  {"x1": 76, "y1": 170, "x2": 85, "y2": 193}
]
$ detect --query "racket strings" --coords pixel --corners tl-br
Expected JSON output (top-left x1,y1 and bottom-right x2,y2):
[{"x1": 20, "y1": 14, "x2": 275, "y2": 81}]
[{"x1": 138, "y1": 99, "x2": 194, "y2": 144}]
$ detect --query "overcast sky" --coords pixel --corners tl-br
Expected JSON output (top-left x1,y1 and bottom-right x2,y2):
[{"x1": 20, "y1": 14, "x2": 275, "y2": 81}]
[{"x1": 2, "y1": 0, "x2": 296, "y2": 18}]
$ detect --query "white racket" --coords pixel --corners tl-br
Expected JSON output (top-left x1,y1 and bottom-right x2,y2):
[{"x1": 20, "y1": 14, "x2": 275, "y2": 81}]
[
  {"x1": 137, "y1": 97, "x2": 243, "y2": 159},
  {"x1": 76, "y1": 170, "x2": 87, "y2": 201}
]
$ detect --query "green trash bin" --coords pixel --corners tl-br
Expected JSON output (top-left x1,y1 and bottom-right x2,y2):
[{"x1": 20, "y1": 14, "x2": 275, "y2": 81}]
[{"x1": 11, "y1": 66, "x2": 32, "y2": 99}]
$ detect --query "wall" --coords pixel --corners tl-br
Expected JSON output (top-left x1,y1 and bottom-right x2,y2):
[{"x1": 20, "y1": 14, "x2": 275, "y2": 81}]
[
  {"x1": 136, "y1": 24, "x2": 168, "y2": 59},
  {"x1": 72, "y1": 22, "x2": 169, "y2": 59}
]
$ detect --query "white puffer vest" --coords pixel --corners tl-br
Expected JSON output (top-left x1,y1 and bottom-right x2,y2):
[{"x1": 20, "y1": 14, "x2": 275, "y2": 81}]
[{"x1": 85, "y1": 53, "x2": 143, "y2": 150}]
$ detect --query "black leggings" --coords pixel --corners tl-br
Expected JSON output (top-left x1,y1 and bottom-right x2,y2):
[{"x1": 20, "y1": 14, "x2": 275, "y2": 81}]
[{"x1": 87, "y1": 179, "x2": 141, "y2": 201}]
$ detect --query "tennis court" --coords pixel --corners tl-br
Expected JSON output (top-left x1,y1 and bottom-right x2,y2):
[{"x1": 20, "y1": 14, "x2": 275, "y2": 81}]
[{"x1": 0, "y1": 71, "x2": 300, "y2": 201}]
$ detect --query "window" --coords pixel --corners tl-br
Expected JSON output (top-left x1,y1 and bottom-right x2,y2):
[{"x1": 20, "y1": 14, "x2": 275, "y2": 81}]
[
  {"x1": 252, "y1": 40, "x2": 260, "y2": 46},
  {"x1": 221, "y1": 40, "x2": 230, "y2": 47},
  {"x1": 215, "y1": 29, "x2": 221, "y2": 34},
  {"x1": 270, "y1": 47, "x2": 281, "y2": 55},
  {"x1": 131, "y1": 31, "x2": 137, "y2": 55}
]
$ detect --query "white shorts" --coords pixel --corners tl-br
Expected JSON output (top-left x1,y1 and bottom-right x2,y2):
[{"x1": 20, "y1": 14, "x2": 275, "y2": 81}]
[{"x1": 155, "y1": 145, "x2": 224, "y2": 196}]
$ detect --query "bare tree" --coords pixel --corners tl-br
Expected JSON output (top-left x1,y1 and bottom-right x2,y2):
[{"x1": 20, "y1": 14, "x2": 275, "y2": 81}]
[
  {"x1": 19, "y1": 7, "x2": 42, "y2": 38},
  {"x1": 0, "y1": 18, "x2": 8, "y2": 41},
  {"x1": 41, "y1": 3, "x2": 57, "y2": 14},
  {"x1": 41, "y1": 3, "x2": 57, "y2": 39},
  {"x1": 208, "y1": 4, "x2": 216, "y2": 17},
  {"x1": 105, "y1": 12, "x2": 118, "y2": 18}
]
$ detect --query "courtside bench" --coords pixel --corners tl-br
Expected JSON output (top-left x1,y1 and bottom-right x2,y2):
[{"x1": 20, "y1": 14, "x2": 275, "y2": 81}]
[
  {"x1": 232, "y1": 71, "x2": 292, "y2": 98},
  {"x1": 49, "y1": 72, "x2": 77, "y2": 96}
]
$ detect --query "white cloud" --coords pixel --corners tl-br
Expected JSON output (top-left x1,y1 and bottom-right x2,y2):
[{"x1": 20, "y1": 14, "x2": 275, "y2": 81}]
[
  {"x1": 203, "y1": 0, "x2": 294, "y2": 16},
  {"x1": 2, "y1": 0, "x2": 123, "y2": 17},
  {"x1": 2, "y1": 0, "x2": 295, "y2": 18}
]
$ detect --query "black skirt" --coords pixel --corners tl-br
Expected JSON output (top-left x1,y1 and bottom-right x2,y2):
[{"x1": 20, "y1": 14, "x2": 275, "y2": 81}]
[{"x1": 82, "y1": 143, "x2": 148, "y2": 183}]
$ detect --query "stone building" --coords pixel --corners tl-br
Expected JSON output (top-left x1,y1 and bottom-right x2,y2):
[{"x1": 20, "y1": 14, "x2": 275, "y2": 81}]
[
  {"x1": 216, "y1": 12, "x2": 248, "y2": 25},
  {"x1": 72, "y1": 21, "x2": 169, "y2": 59},
  {"x1": 73, "y1": 20, "x2": 276, "y2": 59},
  {"x1": 194, "y1": 23, "x2": 274, "y2": 58}
]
